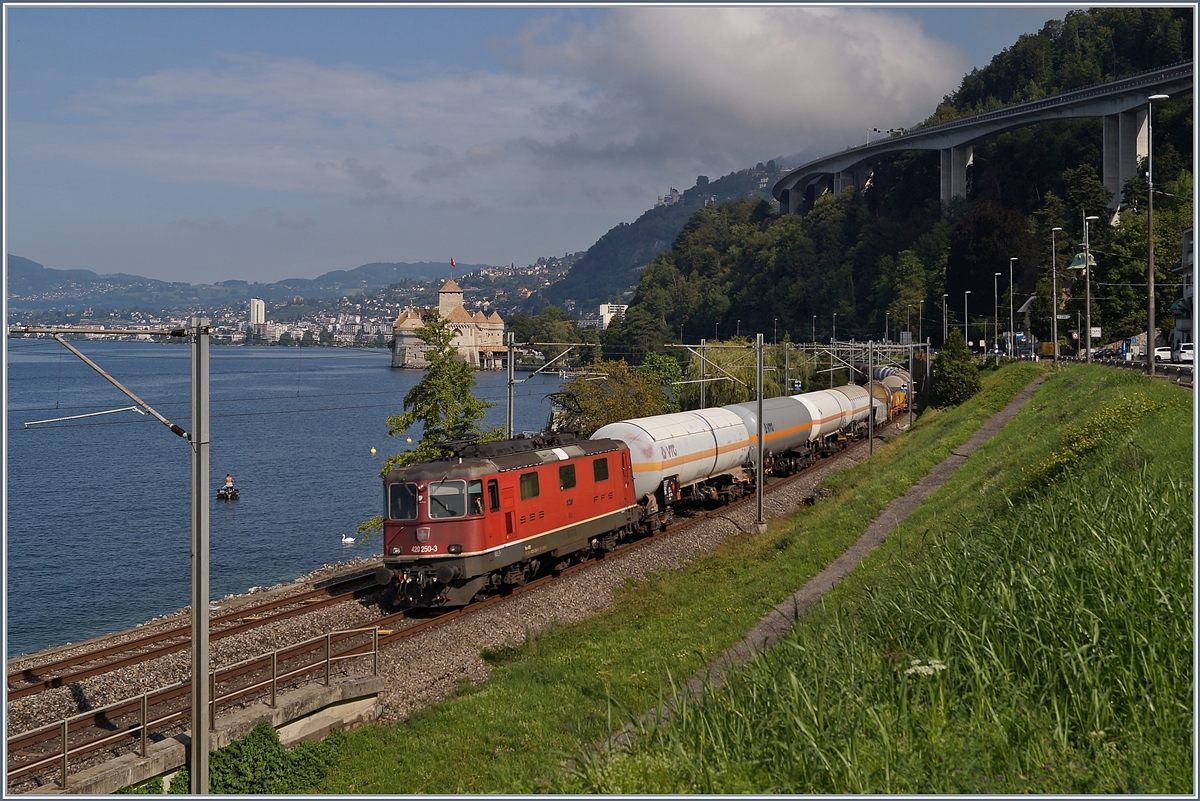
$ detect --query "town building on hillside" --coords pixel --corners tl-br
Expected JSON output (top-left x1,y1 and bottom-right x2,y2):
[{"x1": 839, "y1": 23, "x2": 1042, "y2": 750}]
[
  {"x1": 655, "y1": 188, "x2": 682, "y2": 207},
  {"x1": 249, "y1": 298, "x2": 265, "y2": 326},
  {"x1": 391, "y1": 279, "x2": 507, "y2": 369},
  {"x1": 599, "y1": 303, "x2": 627, "y2": 329}
]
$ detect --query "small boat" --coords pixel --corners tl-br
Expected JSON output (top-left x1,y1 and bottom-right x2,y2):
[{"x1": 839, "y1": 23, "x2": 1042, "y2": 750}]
[{"x1": 217, "y1": 486, "x2": 239, "y2": 501}]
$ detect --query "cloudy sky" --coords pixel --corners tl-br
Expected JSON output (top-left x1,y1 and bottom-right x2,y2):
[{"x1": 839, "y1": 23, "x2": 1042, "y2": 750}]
[{"x1": 4, "y1": 4, "x2": 1077, "y2": 285}]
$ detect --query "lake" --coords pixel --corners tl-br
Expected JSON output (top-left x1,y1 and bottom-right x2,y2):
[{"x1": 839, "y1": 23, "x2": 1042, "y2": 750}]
[{"x1": 5, "y1": 340, "x2": 561, "y2": 657}]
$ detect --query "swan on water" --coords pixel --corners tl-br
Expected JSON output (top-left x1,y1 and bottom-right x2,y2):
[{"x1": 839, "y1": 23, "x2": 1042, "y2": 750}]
[{"x1": 341, "y1": 534, "x2": 356, "y2": 544}]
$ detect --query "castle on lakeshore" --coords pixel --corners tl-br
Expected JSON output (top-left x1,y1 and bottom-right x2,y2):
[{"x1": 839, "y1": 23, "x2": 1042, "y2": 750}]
[{"x1": 391, "y1": 279, "x2": 507, "y2": 369}]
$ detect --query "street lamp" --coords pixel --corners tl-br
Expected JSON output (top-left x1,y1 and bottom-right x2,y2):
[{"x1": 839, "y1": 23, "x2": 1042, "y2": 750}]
[
  {"x1": 773, "y1": 317, "x2": 778, "y2": 345},
  {"x1": 885, "y1": 310, "x2": 890, "y2": 343},
  {"x1": 737, "y1": 319, "x2": 741, "y2": 338},
  {"x1": 1084, "y1": 214, "x2": 1099, "y2": 363},
  {"x1": 812, "y1": 314, "x2": 816, "y2": 345},
  {"x1": 994, "y1": 272, "x2": 1002, "y2": 353},
  {"x1": 832, "y1": 312, "x2": 837, "y2": 344},
  {"x1": 964, "y1": 290, "x2": 972, "y2": 344},
  {"x1": 918, "y1": 299, "x2": 924, "y2": 344},
  {"x1": 907, "y1": 304, "x2": 912, "y2": 340},
  {"x1": 1147, "y1": 93, "x2": 1169, "y2": 376},
  {"x1": 1051, "y1": 227, "x2": 1063, "y2": 365},
  {"x1": 1008, "y1": 257, "x2": 1017, "y2": 357}
]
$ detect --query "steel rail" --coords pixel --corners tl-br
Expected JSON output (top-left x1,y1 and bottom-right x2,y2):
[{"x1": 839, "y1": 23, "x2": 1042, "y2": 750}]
[
  {"x1": 7, "y1": 628, "x2": 380, "y2": 786},
  {"x1": 7, "y1": 571, "x2": 379, "y2": 700}
]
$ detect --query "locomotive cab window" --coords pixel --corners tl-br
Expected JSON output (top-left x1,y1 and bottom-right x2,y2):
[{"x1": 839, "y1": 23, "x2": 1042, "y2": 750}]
[
  {"x1": 467, "y1": 479, "x2": 484, "y2": 516},
  {"x1": 559, "y1": 464, "x2": 576, "y2": 490},
  {"x1": 429, "y1": 480, "x2": 467, "y2": 519},
  {"x1": 593, "y1": 457, "x2": 609, "y2": 482},
  {"x1": 519, "y1": 471, "x2": 540, "y2": 500},
  {"x1": 388, "y1": 482, "x2": 419, "y2": 520},
  {"x1": 487, "y1": 479, "x2": 500, "y2": 512}
]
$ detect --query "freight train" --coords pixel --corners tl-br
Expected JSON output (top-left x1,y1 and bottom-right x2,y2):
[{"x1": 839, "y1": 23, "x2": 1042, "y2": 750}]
[{"x1": 374, "y1": 377, "x2": 908, "y2": 609}]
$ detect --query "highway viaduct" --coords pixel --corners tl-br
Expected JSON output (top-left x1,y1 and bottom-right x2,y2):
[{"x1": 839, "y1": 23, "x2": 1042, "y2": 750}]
[{"x1": 772, "y1": 61, "x2": 1193, "y2": 216}]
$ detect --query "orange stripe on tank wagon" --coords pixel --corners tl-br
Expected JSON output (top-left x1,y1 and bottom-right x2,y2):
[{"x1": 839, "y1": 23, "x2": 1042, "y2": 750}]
[{"x1": 630, "y1": 419, "x2": 816, "y2": 474}]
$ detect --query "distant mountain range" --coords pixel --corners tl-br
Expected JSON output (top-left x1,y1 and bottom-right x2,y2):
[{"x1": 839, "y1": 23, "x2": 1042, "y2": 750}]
[
  {"x1": 9, "y1": 155, "x2": 801, "y2": 316},
  {"x1": 6, "y1": 256, "x2": 486, "y2": 311}
]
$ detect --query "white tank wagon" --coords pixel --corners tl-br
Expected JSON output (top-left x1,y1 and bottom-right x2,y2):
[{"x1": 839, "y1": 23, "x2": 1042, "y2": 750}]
[
  {"x1": 871, "y1": 365, "x2": 911, "y2": 383},
  {"x1": 793, "y1": 389, "x2": 853, "y2": 442},
  {"x1": 592, "y1": 407, "x2": 751, "y2": 506},
  {"x1": 592, "y1": 382, "x2": 893, "y2": 523},
  {"x1": 830, "y1": 384, "x2": 878, "y2": 427},
  {"x1": 722, "y1": 396, "x2": 816, "y2": 461}
]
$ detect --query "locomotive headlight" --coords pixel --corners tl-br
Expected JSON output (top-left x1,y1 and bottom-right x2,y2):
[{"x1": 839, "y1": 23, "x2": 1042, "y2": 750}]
[{"x1": 390, "y1": 546, "x2": 402, "y2": 555}]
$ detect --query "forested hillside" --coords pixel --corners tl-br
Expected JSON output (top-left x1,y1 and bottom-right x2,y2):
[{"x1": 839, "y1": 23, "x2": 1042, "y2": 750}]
[
  {"x1": 542, "y1": 165, "x2": 782, "y2": 311},
  {"x1": 601, "y1": 7, "x2": 1193, "y2": 363}
]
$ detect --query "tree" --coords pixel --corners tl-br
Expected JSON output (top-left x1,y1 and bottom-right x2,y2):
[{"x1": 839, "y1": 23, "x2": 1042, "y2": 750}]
[
  {"x1": 600, "y1": 305, "x2": 671, "y2": 363},
  {"x1": 635, "y1": 351, "x2": 684, "y2": 414},
  {"x1": 358, "y1": 314, "x2": 501, "y2": 541},
  {"x1": 548, "y1": 359, "x2": 672, "y2": 437},
  {"x1": 379, "y1": 313, "x2": 499, "y2": 474},
  {"x1": 929, "y1": 329, "x2": 981, "y2": 408}
]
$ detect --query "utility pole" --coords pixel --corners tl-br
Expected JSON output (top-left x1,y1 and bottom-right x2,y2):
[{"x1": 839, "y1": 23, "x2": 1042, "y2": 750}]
[
  {"x1": 942, "y1": 294, "x2": 948, "y2": 344},
  {"x1": 506, "y1": 332, "x2": 514, "y2": 438},
  {"x1": 784, "y1": 343, "x2": 790, "y2": 395},
  {"x1": 1051, "y1": 227, "x2": 1062, "y2": 365},
  {"x1": 699, "y1": 338, "x2": 706, "y2": 408},
  {"x1": 753, "y1": 333, "x2": 766, "y2": 533},
  {"x1": 189, "y1": 317, "x2": 211, "y2": 794},
  {"x1": 868, "y1": 341, "x2": 874, "y2": 455},
  {"x1": 908, "y1": 342, "x2": 914, "y2": 429},
  {"x1": 8, "y1": 324, "x2": 208, "y2": 791}
]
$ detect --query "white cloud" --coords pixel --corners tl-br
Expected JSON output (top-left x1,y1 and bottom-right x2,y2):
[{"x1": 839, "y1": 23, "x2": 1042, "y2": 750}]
[
  {"x1": 7, "y1": 7, "x2": 971, "y2": 282},
  {"x1": 511, "y1": 7, "x2": 967, "y2": 162}
]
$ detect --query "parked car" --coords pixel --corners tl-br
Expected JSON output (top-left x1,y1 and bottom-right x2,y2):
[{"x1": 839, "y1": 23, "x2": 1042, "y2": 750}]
[
  {"x1": 1153, "y1": 346, "x2": 1172, "y2": 362},
  {"x1": 1171, "y1": 343, "x2": 1193, "y2": 363}
]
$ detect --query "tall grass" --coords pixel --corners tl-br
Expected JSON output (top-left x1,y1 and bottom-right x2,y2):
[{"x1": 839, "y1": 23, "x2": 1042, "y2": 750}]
[{"x1": 564, "y1": 369, "x2": 1192, "y2": 793}]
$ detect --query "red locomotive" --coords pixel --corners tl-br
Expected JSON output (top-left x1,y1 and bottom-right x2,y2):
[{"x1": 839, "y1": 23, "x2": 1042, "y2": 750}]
[{"x1": 375, "y1": 434, "x2": 639, "y2": 608}]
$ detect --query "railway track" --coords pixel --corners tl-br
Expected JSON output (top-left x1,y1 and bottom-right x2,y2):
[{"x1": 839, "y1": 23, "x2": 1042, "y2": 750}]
[
  {"x1": 6, "y1": 428, "x2": 883, "y2": 792},
  {"x1": 6, "y1": 571, "x2": 381, "y2": 703}
]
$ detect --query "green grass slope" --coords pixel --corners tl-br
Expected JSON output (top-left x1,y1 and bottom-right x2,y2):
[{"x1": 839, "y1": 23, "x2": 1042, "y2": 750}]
[{"x1": 306, "y1": 364, "x2": 1190, "y2": 794}]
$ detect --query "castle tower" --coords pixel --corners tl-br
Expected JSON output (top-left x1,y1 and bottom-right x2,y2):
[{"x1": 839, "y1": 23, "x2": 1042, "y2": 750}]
[{"x1": 438, "y1": 278, "x2": 464, "y2": 318}]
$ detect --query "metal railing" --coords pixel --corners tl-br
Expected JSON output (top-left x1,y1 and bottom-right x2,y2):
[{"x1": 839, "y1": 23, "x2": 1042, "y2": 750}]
[{"x1": 6, "y1": 627, "x2": 380, "y2": 789}]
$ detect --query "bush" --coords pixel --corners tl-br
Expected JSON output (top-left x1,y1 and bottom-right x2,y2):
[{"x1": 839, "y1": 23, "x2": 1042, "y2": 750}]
[
  {"x1": 929, "y1": 329, "x2": 981, "y2": 407},
  {"x1": 122, "y1": 723, "x2": 345, "y2": 794}
]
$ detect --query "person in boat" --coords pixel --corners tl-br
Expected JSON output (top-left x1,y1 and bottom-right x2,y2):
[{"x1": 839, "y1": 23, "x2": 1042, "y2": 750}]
[{"x1": 224, "y1": 474, "x2": 234, "y2": 491}]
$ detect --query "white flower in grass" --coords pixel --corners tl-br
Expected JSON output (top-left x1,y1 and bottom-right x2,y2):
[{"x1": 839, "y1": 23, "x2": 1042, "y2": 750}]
[{"x1": 904, "y1": 657, "x2": 947, "y2": 676}]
